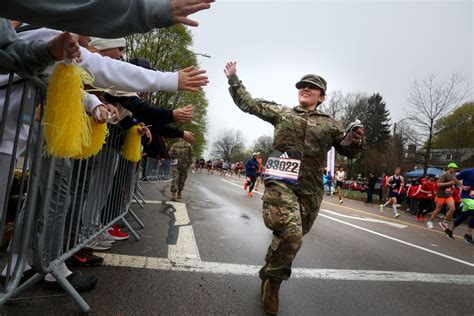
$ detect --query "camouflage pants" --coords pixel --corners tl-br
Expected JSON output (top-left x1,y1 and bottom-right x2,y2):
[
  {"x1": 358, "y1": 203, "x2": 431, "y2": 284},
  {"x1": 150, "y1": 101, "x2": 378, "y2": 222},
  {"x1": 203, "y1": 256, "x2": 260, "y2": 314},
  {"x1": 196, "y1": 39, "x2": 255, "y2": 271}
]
[
  {"x1": 259, "y1": 182, "x2": 323, "y2": 281},
  {"x1": 171, "y1": 167, "x2": 189, "y2": 193}
]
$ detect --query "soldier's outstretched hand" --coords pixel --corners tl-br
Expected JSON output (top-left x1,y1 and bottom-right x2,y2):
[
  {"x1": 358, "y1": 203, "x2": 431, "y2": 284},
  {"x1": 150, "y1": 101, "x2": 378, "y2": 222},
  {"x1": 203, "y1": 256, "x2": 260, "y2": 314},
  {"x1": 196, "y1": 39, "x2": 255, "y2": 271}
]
[
  {"x1": 349, "y1": 127, "x2": 365, "y2": 144},
  {"x1": 224, "y1": 61, "x2": 237, "y2": 78}
]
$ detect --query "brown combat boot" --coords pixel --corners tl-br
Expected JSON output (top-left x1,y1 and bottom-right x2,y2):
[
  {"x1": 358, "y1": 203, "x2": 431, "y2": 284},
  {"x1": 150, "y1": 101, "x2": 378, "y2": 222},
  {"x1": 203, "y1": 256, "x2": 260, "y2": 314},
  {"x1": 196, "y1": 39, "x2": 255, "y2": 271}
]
[
  {"x1": 262, "y1": 278, "x2": 282, "y2": 315},
  {"x1": 259, "y1": 264, "x2": 269, "y2": 296},
  {"x1": 171, "y1": 192, "x2": 177, "y2": 201},
  {"x1": 177, "y1": 191, "x2": 182, "y2": 199}
]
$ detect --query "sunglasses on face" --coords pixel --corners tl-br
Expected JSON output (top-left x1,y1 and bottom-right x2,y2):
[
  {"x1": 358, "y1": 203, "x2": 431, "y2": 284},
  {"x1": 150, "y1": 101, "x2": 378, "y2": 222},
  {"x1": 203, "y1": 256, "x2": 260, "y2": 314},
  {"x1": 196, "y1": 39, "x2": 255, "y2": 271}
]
[{"x1": 298, "y1": 83, "x2": 319, "y2": 90}]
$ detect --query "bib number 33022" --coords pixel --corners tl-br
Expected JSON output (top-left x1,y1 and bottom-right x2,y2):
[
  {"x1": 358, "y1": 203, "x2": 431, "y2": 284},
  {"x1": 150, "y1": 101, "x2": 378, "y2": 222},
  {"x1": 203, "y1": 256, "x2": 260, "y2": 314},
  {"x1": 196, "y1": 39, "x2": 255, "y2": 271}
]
[{"x1": 264, "y1": 157, "x2": 300, "y2": 185}]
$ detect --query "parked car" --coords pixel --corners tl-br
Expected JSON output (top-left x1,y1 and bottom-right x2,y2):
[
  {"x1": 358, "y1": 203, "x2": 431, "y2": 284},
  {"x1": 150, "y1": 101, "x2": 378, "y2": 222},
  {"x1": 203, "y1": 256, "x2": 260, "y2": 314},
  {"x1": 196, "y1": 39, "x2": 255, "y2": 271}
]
[{"x1": 342, "y1": 180, "x2": 367, "y2": 192}]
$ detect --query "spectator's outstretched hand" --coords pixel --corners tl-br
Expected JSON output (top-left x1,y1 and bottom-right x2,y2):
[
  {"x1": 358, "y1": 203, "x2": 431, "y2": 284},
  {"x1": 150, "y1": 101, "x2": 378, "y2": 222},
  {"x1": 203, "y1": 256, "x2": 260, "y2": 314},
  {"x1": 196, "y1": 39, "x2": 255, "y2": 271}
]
[
  {"x1": 178, "y1": 67, "x2": 208, "y2": 92},
  {"x1": 173, "y1": 104, "x2": 194, "y2": 123},
  {"x1": 92, "y1": 104, "x2": 109, "y2": 123},
  {"x1": 48, "y1": 32, "x2": 81, "y2": 62},
  {"x1": 183, "y1": 131, "x2": 196, "y2": 144},
  {"x1": 171, "y1": 0, "x2": 215, "y2": 27},
  {"x1": 224, "y1": 61, "x2": 237, "y2": 78}
]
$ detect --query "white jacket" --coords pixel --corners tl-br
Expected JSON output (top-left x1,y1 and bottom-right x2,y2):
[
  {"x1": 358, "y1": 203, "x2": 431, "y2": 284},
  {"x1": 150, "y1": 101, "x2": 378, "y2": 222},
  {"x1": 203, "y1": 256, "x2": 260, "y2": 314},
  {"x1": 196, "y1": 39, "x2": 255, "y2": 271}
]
[{"x1": 0, "y1": 27, "x2": 179, "y2": 156}]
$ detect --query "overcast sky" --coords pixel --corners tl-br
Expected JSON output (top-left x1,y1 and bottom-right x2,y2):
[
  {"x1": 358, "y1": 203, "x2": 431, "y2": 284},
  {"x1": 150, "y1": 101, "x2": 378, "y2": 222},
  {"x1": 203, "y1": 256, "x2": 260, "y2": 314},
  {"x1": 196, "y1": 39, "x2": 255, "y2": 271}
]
[{"x1": 189, "y1": 0, "x2": 473, "y2": 158}]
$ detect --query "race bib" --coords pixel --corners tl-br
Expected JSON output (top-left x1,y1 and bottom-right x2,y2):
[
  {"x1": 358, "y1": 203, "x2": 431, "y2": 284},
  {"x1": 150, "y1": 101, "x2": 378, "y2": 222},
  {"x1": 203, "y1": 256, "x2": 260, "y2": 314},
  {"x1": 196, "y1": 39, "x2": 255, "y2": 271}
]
[
  {"x1": 171, "y1": 159, "x2": 178, "y2": 166},
  {"x1": 470, "y1": 190, "x2": 474, "y2": 198},
  {"x1": 264, "y1": 156, "x2": 300, "y2": 185}
]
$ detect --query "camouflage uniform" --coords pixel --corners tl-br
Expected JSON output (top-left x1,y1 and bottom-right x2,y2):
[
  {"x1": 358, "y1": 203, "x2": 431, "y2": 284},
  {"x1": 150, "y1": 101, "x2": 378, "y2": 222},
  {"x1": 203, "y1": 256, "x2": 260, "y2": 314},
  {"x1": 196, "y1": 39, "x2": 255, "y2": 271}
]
[
  {"x1": 169, "y1": 141, "x2": 194, "y2": 193},
  {"x1": 228, "y1": 74, "x2": 362, "y2": 281}
]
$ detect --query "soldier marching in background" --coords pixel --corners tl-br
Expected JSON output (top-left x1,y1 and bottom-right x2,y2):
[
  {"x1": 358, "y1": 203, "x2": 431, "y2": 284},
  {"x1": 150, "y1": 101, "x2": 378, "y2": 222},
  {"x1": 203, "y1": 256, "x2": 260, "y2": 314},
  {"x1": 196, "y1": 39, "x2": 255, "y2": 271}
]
[
  {"x1": 169, "y1": 138, "x2": 194, "y2": 201},
  {"x1": 224, "y1": 61, "x2": 364, "y2": 315}
]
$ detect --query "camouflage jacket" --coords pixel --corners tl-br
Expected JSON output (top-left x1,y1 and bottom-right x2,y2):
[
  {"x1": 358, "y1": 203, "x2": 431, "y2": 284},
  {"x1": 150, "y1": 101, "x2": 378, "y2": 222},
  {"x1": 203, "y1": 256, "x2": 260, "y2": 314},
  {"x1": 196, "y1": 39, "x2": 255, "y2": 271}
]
[
  {"x1": 228, "y1": 74, "x2": 362, "y2": 195},
  {"x1": 169, "y1": 141, "x2": 194, "y2": 169}
]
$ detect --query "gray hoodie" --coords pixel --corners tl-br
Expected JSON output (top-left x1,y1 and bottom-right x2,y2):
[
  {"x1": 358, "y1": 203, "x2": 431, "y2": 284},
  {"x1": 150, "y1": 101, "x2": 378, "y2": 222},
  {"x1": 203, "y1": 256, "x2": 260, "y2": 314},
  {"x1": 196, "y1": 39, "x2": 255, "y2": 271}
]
[
  {"x1": 0, "y1": 19, "x2": 54, "y2": 75},
  {"x1": 0, "y1": 0, "x2": 173, "y2": 37}
]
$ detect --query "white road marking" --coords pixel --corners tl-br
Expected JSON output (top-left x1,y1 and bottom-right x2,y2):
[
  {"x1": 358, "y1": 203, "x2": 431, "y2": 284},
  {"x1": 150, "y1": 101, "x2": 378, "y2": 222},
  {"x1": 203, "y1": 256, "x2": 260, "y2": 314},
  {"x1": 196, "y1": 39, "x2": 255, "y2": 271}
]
[
  {"x1": 132, "y1": 200, "x2": 165, "y2": 204},
  {"x1": 220, "y1": 179, "x2": 264, "y2": 195},
  {"x1": 319, "y1": 213, "x2": 474, "y2": 267},
  {"x1": 168, "y1": 225, "x2": 201, "y2": 261},
  {"x1": 320, "y1": 209, "x2": 408, "y2": 229},
  {"x1": 100, "y1": 253, "x2": 474, "y2": 285},
  {"x1": 167, "y1": 201, "x2": 201, "y2": 261}
]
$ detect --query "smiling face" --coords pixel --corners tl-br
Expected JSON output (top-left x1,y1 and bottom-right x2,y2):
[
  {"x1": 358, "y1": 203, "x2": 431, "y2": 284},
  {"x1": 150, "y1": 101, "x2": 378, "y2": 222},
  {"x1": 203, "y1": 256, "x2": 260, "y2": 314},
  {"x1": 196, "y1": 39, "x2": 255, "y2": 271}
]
[{"x1": 297, "y1": 83, "x2": 325, "y2": 108}]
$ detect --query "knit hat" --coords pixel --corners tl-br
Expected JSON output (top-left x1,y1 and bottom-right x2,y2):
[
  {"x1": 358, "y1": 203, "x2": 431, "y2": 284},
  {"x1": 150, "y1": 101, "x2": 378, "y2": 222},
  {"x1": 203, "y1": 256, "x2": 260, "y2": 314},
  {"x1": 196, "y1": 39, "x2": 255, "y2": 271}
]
[{"x1": 89, "y1": 37, "x2": 126, "y2": 51}]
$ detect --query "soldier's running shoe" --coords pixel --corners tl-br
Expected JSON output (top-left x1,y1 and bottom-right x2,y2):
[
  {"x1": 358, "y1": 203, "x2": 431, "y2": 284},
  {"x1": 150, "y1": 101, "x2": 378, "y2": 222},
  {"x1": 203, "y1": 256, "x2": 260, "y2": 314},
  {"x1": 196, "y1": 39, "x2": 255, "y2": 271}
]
[{"x1": 262, "y1": 278, "x2": 282, "y2": 315}]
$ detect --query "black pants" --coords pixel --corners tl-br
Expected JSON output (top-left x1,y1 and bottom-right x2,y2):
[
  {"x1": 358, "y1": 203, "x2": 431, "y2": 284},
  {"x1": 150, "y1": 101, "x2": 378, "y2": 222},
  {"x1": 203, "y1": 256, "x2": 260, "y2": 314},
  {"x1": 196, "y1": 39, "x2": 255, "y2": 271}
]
[
  {"x1": 417, "y1": 199, "x2": 435, "y2": 216},
  {"x1": 247, "y1": 175, "x2": 257, "y2": 192},
  {"x1": 366, "y1": 187, "x2": 374, "y2": 203}
]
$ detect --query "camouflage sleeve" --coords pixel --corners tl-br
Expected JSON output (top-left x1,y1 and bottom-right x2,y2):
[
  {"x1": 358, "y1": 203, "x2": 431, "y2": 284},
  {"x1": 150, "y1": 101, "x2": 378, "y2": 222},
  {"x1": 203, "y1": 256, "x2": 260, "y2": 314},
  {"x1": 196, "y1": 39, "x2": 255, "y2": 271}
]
[
  {"x1": 228, "y1": 74, "x2": 283, "y2": 125},
  {"x1": 331, "y1": 121, "x2": 363, "y2": 159},
  {"x1": 168, "y1": 144, "x2": 177, "y2": 158}
]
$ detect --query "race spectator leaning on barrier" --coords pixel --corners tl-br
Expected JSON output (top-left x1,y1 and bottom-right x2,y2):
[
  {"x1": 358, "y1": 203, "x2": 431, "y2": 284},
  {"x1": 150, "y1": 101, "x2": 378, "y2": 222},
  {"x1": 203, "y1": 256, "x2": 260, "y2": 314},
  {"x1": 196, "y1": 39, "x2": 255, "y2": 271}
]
[
  {"x1": 224, "y1": 61, "x2": 364, "y2": 315},
  {"x1": 0, "y1": 18, "x2": 80, "y2": 75},
  {"x1": 169, "y1": 138, "x2": 194, "y2": 201}
]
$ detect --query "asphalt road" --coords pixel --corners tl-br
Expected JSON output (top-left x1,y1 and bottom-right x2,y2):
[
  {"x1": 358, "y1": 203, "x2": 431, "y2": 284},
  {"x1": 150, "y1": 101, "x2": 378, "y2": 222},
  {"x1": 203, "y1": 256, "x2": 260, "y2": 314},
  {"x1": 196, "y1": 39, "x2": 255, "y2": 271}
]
[{"x1": 1, "y1": 172, "x2": 473, "y2": 315}]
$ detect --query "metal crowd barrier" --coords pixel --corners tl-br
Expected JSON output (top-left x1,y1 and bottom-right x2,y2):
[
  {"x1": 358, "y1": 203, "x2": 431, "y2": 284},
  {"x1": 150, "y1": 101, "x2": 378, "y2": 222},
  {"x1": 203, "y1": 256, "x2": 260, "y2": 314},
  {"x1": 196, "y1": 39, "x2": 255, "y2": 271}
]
[
  {"x1": 139, "y1": 157, "x2": 173, "y2": 202},
  {"x1": 0, "y1": 70, "x2": 164, "y2": 312}
]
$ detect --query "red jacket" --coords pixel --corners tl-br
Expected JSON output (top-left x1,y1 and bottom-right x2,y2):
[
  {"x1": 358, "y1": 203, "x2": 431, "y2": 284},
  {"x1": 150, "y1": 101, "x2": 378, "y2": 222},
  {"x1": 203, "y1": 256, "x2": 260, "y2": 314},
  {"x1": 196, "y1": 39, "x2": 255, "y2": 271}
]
[
  {"x1": 453, "y1": 187, "x2": 461, "y2": 203},
  {"x1": 407, "y1": 185, "x2": 420, "y2": 198}
]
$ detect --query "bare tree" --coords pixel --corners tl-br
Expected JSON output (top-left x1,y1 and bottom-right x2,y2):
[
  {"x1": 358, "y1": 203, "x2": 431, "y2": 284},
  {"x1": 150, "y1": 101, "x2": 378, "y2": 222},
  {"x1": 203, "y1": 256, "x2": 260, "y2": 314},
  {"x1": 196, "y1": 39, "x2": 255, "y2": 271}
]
[
  {"x1": 405, "y1": 72, "x2": 469, "y2": 174},
  {"x1": 252, "y1": 135, "x2": 274, "y2": 161},
  {"x1": 319, "y1": 90, "x2": 344, "y2": 119},
  {"x1": 210, "y1": 129, "x2": 246, "y2": 162},
  {"x1": 340, "y1": 92, "x2": 367, "y2": 127}
]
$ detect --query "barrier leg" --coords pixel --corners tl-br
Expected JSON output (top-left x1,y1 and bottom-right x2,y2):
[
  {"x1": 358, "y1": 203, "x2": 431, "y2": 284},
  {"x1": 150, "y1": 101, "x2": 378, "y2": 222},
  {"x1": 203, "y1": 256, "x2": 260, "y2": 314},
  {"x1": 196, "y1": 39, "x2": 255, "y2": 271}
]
[
  {"x1": 120, "y1": 218, "x2": 140, "y2": 241},
  {"x1": 133, "y1": 195, "x2": 145, "y2": 209},
  {"x1": 50, "y1": 269, "x2": 90, "y2": 313},
  {"x1": 136, "y1": 183, "x2": 145, "y2": 196},
  {"x1": 5, "y1": 273, "x2": 44, "y2": 301},
  {"x1": 128, "y1": 209, "x2": 145, "y2": 229}
]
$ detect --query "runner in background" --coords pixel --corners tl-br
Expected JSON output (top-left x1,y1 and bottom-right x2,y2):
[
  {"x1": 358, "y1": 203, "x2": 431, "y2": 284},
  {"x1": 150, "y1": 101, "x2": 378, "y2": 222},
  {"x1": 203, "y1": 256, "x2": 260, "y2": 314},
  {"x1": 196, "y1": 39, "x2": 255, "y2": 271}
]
[
  {"x1": 254, "y1": 152, "x2": 263, "y2": 191},
  {"x1": 442, "y1": 167, "x2": 474, "y2": 244},
  {"x1": 380, "y1": 167, "x2": 404, "y2": 218},
  {"x1": 427, "y1": 163, "x2": 465, "y2": 230},
  {"x1": 334, "y1": 166, "x2": 346, "y2": 204},
  {"x1": 244, "y1": 154, "x2": 259, "y2": 197}
]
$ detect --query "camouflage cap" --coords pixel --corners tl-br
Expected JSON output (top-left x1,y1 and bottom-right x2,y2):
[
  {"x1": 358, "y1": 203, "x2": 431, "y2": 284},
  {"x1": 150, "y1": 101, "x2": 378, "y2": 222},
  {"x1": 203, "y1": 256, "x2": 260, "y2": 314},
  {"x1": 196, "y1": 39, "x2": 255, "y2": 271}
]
[{"x1": 295, "y1": 74, "x2": 327, "y2": 94}]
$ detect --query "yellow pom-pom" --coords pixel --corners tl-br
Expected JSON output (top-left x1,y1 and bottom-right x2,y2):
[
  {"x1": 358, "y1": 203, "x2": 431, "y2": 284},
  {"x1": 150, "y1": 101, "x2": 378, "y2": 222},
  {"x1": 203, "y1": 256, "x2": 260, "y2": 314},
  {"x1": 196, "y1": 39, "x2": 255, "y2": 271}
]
[
  {"x1": 43, "y1": 63, "x2": 91, "y2": 157},
  {"x1": 122, "y1": 125, "x2": 142, "y2": 162},
  {"x1": 74, "y1": 117, "x2": 108, "y2": 159}
]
